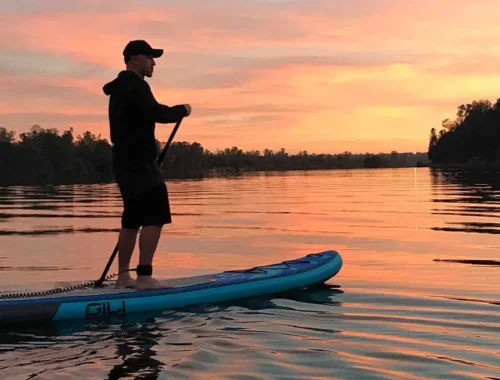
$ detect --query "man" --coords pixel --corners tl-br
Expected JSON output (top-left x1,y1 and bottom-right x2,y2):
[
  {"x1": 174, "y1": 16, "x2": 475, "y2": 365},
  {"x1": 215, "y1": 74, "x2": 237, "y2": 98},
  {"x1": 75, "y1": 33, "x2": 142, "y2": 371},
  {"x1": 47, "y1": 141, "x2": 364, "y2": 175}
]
[{"x1": 103, "y1": 40, "x2": 191, "y2": 290}]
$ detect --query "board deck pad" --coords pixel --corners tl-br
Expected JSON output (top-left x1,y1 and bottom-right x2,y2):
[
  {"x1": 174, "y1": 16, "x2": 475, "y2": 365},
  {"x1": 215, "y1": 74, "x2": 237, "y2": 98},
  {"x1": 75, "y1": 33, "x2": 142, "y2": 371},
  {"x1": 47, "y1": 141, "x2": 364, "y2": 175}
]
[{"x1": 52, "y1": 274, "x2": 220, "y2": 297}]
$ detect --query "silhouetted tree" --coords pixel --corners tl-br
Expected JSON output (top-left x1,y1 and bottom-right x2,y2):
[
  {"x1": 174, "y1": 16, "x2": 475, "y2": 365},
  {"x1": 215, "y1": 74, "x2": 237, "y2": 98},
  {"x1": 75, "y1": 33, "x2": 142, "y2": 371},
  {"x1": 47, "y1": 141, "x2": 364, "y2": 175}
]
[{"x1": 428, "y1": 99, "x2": 500, "y2": 165}]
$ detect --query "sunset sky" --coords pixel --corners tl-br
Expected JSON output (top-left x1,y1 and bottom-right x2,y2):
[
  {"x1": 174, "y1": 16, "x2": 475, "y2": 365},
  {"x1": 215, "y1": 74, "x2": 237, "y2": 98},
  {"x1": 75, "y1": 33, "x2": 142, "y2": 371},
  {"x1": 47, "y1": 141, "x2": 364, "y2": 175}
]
[{"x1": 2, "y1": 0, "x2": 500, "y2": 154}]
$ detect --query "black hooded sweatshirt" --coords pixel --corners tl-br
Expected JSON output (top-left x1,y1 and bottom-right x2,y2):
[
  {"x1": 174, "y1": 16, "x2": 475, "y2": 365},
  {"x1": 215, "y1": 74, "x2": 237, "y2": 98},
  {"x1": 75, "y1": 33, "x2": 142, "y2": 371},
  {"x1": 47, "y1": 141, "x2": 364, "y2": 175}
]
[{"x1": 103, "y1": 70, "x2": 187, "y2": 163}]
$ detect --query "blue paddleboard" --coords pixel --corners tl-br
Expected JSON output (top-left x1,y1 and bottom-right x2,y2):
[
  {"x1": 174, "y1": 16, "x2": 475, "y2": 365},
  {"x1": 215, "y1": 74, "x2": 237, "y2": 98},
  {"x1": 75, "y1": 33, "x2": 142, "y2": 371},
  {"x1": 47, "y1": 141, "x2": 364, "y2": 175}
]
[{"x1": 0, "y1": 250, "x2": 342, "y2": 325}]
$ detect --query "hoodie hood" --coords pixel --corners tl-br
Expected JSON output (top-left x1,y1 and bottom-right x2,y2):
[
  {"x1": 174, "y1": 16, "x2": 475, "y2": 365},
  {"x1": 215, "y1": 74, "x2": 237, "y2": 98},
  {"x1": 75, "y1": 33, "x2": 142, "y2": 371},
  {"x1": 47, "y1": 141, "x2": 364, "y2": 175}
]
[{"x1": 103, "y1": 70, "x2": 141, "y2": 96}]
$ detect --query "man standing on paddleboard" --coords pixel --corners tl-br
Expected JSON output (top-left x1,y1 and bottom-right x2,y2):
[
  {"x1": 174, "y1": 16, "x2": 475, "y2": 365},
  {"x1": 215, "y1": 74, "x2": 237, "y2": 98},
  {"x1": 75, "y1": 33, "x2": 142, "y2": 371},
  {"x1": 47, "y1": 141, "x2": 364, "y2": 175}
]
[{"x1": 103, "y1": 40, "x2": 191, "y2": 290}]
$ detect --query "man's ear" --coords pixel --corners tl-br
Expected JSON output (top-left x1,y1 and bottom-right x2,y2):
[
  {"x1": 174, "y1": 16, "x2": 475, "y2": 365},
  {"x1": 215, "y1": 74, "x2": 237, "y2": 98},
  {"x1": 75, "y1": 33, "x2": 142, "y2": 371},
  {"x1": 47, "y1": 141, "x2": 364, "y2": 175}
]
[{"x1": 128, "y1": 55, "x2": 139, "y2": 65}]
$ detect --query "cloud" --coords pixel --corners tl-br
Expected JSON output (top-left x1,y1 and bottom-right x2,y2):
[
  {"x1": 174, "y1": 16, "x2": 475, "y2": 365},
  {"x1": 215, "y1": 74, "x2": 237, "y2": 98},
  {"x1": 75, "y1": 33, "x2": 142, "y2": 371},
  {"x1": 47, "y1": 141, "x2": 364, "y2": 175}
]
[
  {"x1": 0, "y1": 74, "x2": 105, "y2": 110},
  {"x1": 0, "y1": 112, "x2": 104, "y2": 126},
  {"x1": 1, "y1": 0, "x2": 500, "y2": 154},
  {"x1": 0, "y1": 50, "x2": 111, "y2": 77}
]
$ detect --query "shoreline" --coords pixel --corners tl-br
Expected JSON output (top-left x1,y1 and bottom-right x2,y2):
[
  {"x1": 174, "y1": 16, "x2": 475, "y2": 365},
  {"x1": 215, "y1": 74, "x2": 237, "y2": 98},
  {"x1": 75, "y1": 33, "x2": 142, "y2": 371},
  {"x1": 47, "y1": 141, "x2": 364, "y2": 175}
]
[
  {"x1": 3, "y1": 162, "x2": 500, "y2": 187},
  {"x1": 0, "y1": 165, "x2": 430, "y2": 187}
]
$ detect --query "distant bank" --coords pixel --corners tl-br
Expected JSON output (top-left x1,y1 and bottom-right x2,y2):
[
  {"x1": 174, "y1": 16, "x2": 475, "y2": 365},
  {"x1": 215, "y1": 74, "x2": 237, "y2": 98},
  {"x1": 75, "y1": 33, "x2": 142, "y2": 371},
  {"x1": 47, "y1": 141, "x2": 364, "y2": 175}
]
[{"x1": 0, "y1": 125, "x2": 429, "y2": 186}]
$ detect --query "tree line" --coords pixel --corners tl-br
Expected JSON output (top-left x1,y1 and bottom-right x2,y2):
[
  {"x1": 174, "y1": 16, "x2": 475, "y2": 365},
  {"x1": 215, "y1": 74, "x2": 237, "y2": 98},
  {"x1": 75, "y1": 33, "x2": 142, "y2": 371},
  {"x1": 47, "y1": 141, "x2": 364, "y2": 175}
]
[
  {"x1": 0, "y1": 124, "x2": 428, "y2": 186},
  {"x1": 428, "y1": 99, "x2": 500, "y2": 166}
]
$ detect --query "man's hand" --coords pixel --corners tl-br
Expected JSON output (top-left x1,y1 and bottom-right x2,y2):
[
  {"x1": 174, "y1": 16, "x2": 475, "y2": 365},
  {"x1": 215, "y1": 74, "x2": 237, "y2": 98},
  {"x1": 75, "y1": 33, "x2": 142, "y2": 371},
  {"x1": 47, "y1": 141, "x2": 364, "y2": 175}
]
[{"x1": 183, "y1": 104, "x2": 192, "y2": 116}]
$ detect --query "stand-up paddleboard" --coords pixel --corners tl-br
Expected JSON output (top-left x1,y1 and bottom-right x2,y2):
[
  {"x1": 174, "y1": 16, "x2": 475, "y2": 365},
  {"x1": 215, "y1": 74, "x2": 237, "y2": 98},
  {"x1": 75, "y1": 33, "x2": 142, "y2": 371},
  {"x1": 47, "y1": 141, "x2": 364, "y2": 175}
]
[{"x1": 0, "y1": 250, "x2": 342, "y2": 326}]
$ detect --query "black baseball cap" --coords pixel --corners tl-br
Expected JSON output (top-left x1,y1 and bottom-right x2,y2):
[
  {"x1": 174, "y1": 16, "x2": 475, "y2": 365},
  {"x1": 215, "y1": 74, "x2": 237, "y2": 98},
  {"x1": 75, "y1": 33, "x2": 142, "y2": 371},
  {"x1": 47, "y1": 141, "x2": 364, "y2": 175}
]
[{"x1": 123, "y1": 40, "x2": 163, "y2": 59}]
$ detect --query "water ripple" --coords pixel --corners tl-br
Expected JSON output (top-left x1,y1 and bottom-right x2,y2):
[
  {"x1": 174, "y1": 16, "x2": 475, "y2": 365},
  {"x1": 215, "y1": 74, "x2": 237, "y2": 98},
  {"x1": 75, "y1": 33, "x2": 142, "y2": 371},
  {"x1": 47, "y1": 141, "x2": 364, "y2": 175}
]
[{"x1": 0, "y1": 168, "x2": 499, "y2": 379}]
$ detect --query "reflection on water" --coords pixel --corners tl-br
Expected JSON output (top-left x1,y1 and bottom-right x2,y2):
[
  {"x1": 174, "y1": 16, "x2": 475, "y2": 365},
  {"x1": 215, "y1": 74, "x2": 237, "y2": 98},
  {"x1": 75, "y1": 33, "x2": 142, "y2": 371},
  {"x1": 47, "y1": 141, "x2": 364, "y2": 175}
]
[
  {"x1": 0, "y1": 168, "x2": 499, "y2": 379},
  {"x1": 106, "y1": 323, "x2": 164, "y2": 380},
  {"x1": 430, "y1": 168, "x2": 500, "y2": 235},
  {"x1": 434, "y1": 258, "x2": 500, "y2": 266},
  {"x1": 2, "y1": 168, "x2": 499, "y2": 238}
]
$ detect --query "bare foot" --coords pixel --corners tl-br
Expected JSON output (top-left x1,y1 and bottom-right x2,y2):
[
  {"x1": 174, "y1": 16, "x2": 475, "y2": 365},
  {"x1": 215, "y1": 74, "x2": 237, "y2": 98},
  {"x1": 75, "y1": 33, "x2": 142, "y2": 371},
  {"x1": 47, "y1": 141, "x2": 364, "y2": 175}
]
[
  {"x1": 115, "y1": 274, "x2": 136, "y2": 289},
  {"x1": 134, "y1": 276, "x2": 163, "y2": 290}
]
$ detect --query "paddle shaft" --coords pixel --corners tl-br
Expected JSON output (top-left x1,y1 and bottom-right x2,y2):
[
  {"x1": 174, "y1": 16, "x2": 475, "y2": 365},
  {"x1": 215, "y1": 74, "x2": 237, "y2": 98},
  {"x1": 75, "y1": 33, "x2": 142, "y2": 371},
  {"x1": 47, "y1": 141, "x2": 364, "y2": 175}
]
[{"x1": 95, "y1": 118, "x2": 183, "y2": 286}]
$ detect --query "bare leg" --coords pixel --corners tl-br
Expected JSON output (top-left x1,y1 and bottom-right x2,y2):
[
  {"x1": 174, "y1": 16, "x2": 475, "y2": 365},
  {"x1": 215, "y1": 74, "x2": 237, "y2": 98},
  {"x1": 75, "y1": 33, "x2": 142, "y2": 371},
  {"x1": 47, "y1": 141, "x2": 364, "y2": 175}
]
[
  {"x1": 134, "y1": 224, "x2": 163, "y2": 290},
  {"x1": 115, "y1": 227, "x2": 139, "y2": 288},
  {"x1": 138, "y1": 225, "x2": 162, "y2": 266}
]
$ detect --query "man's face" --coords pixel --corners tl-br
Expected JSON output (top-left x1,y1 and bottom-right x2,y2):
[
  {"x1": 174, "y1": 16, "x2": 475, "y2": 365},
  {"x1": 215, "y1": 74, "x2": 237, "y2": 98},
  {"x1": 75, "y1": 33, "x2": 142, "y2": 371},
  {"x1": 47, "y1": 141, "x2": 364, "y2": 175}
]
[{"x1": 133, "y1": 54, "x2": 156, "y2": 77}]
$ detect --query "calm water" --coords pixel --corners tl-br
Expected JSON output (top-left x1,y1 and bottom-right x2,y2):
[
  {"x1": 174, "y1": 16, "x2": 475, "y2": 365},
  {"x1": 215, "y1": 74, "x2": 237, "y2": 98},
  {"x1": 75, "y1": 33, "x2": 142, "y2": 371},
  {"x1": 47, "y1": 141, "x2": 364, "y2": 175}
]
[{"x1": 0, "y1": 168, "x2": 499, "y2": 379}]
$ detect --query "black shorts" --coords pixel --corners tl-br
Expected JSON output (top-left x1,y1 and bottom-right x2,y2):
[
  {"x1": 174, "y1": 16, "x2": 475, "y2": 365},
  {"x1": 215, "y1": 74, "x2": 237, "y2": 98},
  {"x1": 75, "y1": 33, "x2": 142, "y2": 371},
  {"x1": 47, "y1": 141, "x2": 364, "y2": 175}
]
[
  {"x1": 111, "y1": 155, "x2": 172, "y2": 229},
  {"x1": 121, "y1": 182, "x2": 172, "y2": 229}
]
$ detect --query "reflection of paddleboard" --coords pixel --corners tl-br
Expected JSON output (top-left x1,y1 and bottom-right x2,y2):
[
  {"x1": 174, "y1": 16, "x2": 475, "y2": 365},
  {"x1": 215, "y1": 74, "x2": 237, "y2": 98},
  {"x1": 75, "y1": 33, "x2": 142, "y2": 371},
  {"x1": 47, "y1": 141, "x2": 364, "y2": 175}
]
[{"x1": 0, "y1": 250, "x2": 342, "y2": 326}]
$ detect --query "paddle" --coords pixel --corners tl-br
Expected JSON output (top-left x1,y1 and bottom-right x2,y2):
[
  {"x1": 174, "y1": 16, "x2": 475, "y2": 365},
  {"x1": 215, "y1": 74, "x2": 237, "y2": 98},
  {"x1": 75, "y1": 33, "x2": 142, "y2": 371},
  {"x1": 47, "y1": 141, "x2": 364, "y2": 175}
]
[{"x1": 95, "y1": 117, "x2": 184, "y2": 287}]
